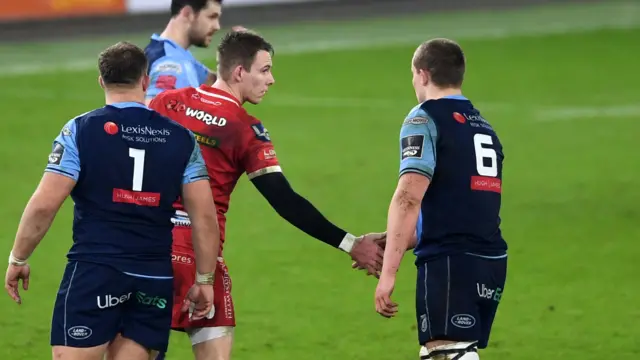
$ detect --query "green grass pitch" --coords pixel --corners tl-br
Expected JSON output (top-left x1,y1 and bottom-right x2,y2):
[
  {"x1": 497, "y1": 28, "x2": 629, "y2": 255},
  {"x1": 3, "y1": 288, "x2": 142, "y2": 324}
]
[{"x1": 0, "y1": 2, "x2": 638, "y2": 359}]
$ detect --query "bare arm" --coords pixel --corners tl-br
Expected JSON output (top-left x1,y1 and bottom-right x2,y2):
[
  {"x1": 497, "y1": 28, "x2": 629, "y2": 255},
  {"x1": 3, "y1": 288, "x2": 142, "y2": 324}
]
[
  {"x1": 181, "y1": 180, "x2": 220, "y2": 276},
  {"x1": 381, "y1": 173, "x2": 430, "y2": 277},
  {"x1": 11, "y1": 173, "x2": 75, "y2": 261}
]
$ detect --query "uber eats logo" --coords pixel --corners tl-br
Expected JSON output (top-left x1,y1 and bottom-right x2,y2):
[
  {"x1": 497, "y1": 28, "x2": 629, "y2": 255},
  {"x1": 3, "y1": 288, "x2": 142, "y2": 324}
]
[
  {"x1": 135, "y1": 291, "x2": 167, "y2": 309},
  {"x1": 96, "y1": 291, "x2": 167, "y2": 309}
]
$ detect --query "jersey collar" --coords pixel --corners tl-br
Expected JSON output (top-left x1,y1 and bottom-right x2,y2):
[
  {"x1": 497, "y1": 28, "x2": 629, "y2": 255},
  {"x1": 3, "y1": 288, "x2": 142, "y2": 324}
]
[
  {"x1": 195, "y1": 85, "x2": 241, "y2": 107},
  {"x1": 442, "y1": 94, "x2": 468, "y2": 100},
  {"x1": 109, "y1": 101, "x2": 148, "y2": 109},
  {"x1": 151, "y1": 33, "x2": 194, "y2": 59}
]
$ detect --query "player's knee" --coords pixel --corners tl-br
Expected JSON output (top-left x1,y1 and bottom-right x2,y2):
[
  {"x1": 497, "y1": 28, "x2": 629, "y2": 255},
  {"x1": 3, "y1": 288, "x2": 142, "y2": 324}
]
[
  {"x1": 189, "y1": 326, "x2": 234, "y2": 360},
  {"x1": 52, "y1": 345, "x2": 108, "y2": 360},
  {"x1": 419, "y1": 341, "x2": 479, "y2": 360}
]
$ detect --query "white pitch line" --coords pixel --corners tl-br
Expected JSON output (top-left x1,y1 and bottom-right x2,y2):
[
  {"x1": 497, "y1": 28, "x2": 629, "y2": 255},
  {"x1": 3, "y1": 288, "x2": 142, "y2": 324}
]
[{"x1": 535, "y1": 105, "x2": 640, "y2": 121}]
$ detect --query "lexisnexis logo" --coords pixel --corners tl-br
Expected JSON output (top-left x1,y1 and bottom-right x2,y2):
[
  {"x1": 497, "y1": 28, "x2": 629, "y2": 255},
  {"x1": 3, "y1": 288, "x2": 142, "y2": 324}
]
[{"x1": 121, "y1": 125, "x2": 171, "y2": 136}]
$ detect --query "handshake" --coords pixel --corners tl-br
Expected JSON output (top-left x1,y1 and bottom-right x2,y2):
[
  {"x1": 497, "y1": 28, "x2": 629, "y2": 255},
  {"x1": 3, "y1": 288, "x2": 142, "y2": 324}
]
[{"x1": 348, "y1": 232, "x2": 387, "y2": 278}]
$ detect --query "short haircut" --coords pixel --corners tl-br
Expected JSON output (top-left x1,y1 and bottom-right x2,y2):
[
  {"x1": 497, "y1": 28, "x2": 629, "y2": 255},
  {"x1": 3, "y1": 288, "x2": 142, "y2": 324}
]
[
  {"x1": 413, "y1": 38, "x2": 465, "y2": 88},
  {"x1": 98, "y1": 41, "x2": 148, "y2": 87},
  {"x1": 171, "y1": 0, "x2": 221, "y2": 16},
  {"x1": 217, "y1": 31, "x2": 274, "y2": 80}
]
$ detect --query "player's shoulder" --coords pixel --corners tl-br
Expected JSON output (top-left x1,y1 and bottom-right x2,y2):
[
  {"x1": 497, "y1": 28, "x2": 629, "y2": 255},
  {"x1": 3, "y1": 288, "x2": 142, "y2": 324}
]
[
  {"x1": 239, "y1": 113, "x2": 272, "y2": 143},
  {"x1": 152, "y1": 86, "x2": 193, "y2": 104},
  {"x1": 72, "y1": 107, "x2": 114, "y2": 126},
  {"x1": 145, "y1": 36, "x2": 179, "y2": 66},
  {"x1": 238, "y1": 112, "x2": 262, "y2": 126},
  {"x1": 403, "y1": 103, "x2": 431, "y2": 126},
  {"x1": 149, "y1": 108, "x2": 197, "y2": 141},
  {"x1": 191, "y1": 89, "x2": 254, "y2": 125}
]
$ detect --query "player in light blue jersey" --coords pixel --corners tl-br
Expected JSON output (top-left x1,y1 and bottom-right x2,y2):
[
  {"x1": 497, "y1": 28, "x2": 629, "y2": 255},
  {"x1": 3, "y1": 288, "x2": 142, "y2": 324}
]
[
  {"x1": 4, "y1": 42, "x2": 221, "y2": 360},
  {"x1": 144, "y1": 0, "x2": 246, "y2": 104}
]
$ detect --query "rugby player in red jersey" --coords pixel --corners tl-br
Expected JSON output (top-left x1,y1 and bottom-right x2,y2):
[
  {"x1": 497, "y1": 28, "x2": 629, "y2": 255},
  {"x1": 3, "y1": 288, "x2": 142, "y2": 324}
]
[{"x1": 149, "y1": 31, "x2": 385, "y2": 360}]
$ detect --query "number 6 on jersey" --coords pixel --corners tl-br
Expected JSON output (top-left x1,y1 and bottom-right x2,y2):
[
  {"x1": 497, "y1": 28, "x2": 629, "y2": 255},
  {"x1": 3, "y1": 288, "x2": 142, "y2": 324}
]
[{"x1": 473, "y1": 134, "x2": 497, "y2": 177}]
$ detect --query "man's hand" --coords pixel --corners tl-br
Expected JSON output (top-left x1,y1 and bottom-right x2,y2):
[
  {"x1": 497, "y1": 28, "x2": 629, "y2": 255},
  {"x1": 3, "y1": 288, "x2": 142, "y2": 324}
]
[
  {"x1": 351, "y1": 232, "x2": 386, "y2": 276},
  {"x1": 349, "y1": 233, "x2": 385, "y2": 277},
  {"x1": 5, "y1": 264, "x2": 30, "y2": 305},
  {"x1": 181, "y1": 283, "x2": 214, "y2": 321},
  {"x1": 375, "y1": 273, "x2": 398, "y2": 318}
]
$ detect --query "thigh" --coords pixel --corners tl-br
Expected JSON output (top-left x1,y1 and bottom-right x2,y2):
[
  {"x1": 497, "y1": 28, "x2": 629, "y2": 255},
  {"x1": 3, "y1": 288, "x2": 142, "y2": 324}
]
[
  {"x1": 107, "y1": 334, "x2": 154, "y2": 360},
  {"x1": 120, "y1": 275, "x2": 174, "y2": 353},
  {"x1": 52, "y1": 343, "x2": 109, "y2": 360},
  {"x1": 188, "y1": 258, "x2": 237, "y2": 330},
  {"x1": 51, "y1": 261, "x2": 129, "y2": 349},
  {"x1": 474, "y1": 255, "x2": 507, "y2": 349},
  {"x1": 170, "y1": 227, "x2": 197, "y2": 330},
  {"x1": 415, "y1": 255, "x2": 482, "y2": 346}
]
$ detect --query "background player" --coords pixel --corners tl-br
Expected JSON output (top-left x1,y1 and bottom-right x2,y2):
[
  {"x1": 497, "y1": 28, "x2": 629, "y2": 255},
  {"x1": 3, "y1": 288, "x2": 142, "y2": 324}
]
[
  {"x1": 144, "y1": 0, "x2": 246, "y2": 104},
  {"x1": 374, "y1": 39, "x2": 508, "y2": 360},
  {"x1": 149, "y1": 31, "x2": 385, "y2": 360},
  {"x1": 4, "y1": 42, "x2": 219, "y2": 360}
]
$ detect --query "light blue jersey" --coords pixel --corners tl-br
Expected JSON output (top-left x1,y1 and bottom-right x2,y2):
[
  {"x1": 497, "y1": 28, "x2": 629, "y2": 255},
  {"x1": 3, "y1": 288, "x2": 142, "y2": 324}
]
[{"x1": 144, "y1": 34, "x2": 210, "y2": 100}]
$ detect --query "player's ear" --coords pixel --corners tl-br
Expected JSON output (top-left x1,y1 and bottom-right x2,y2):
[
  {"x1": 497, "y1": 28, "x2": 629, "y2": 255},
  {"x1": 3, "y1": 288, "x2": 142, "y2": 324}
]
[
  {"x1": 141, "y1": 74, "x2": 150, "y2": 92},
  {"x1": 419, "y1": 69, "x2": 430, "y2": 86},
  {"x1": 182, "y1": 5, "x2": 196, "y2": 22},
  {"x1": 98, "y1": 76, "x2": 106, "y2": 90},
  {"x1": 232, "y1": 65, "x2": 243, "y2": 82}
]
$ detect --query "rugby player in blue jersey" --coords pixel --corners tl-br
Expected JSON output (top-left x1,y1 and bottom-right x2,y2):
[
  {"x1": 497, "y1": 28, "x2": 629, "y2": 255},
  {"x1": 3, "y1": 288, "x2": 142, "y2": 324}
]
[
  {"x1": 144, "y1": 0, "x2": 246, "y2": 105},
  {"x1": 374, "y1": 38, "x2": 508, "y2": 360},
  {"x1": 4, "y1": 42, "x2": 220, "y2": 360}
]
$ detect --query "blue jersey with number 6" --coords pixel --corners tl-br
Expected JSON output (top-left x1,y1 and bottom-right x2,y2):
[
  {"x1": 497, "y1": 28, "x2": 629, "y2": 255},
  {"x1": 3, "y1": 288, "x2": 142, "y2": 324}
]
[
  {"x1": 45, "y1": 102, "x2": 208, "y2": 277},
  {"x1": 398, "y1": 95, "x2": 507, "y2": 263}
]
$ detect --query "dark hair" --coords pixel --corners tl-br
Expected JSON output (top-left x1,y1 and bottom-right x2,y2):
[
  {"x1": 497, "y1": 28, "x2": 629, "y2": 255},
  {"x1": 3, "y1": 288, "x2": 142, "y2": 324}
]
[
  {"x1": 217, "y1": 31, "x2": 274, "y2": 80},
  {"x1": 171, "y1": 0, "x2": 221, "y2": 16},
  {"x1": 98, "y1": 41, "x2": 148, "y2": 87},
  {"x1": 413, "y1": 38, "x2": 465, "y2": 88}
]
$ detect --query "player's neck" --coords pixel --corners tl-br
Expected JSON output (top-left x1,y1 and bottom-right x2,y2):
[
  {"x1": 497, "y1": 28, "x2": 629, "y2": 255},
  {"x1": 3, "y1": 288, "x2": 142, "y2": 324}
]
[
  {"x1": 423, "y1": 86, "x2": 463, "y2": 101},
  {"x1": 105, "y1": 91, "x2": 145, "y2": 106},
  {"x1": 212, "y1": 80, "x2": 244, "y2": 104},
  {"x1": 160, "y1": 20, "x2": 191, "y2": 50}
]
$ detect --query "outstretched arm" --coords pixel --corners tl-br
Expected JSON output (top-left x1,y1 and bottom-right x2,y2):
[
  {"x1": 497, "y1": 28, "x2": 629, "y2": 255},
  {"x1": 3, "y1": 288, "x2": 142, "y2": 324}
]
[
  {"x1": 251, "y1": 172, "x2": 349, "y2": 249},
  {"x1": 251, "y1": 172, "x2": 383, "y2": 275}
]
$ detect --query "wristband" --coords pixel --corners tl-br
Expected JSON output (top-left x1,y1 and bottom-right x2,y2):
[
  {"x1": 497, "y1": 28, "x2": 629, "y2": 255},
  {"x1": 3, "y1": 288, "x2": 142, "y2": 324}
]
[
  {"x1": 8, "y1": 252, "x2": 28, "y2": 266},
  {"x1": 195, "y1": 272, "x2": 214, "y2": 285},
  {"x1": 338, "y1": 233, "x2": 360, "y2": 253}
]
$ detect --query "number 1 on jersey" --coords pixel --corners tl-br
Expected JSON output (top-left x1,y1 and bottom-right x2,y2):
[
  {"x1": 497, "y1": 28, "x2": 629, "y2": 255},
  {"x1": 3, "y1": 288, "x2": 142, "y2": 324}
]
[{"x1": 129, "y1": 148, "x2": 145, "y2": 191}]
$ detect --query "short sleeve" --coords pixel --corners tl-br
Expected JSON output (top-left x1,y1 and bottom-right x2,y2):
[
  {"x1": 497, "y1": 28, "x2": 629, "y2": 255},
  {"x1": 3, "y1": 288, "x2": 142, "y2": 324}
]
[
  {"x1": 241, "y1": 121, "x2": 281, "y2": 180},
  {"x1": 399, "y1": 105, "x2": 438, "y2": 179},
  {"x1": 182, "y1": 134, "x2": 210, "y2": 184},
  {"x1": 44, "y1": 119, "x2": 81, "y2": 181}
]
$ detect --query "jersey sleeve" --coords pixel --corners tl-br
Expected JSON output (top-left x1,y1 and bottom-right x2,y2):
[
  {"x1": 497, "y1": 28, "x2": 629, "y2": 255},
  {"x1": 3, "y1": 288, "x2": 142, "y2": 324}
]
[
  {"x1": 182, "y1": 133, "x2": 210, "y2": 184},
  {"x1": 44, "y1": 119, "x2": 81, "y2": 181},
  {"x1": 194, "y1": 60, "x2": 211, "y2": 85},
  {"x1": 399, "y1": 105, "x2": 438, "y2": 179},
  {"x1": 241, "y1": 121, "x2": 282, "y2": 180},
  {"x1": 146, "y1": 57, "x2": 193, "y2": 100}
]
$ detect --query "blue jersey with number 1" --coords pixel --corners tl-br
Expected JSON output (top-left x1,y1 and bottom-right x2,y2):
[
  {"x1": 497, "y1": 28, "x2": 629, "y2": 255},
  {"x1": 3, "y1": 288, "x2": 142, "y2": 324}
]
[
  {"x1": 398, "y1": 95, "x2": 507, "y2": 263},
  {"x1": 45, "y1": 102, "x2": 208, "y2": 277}
]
